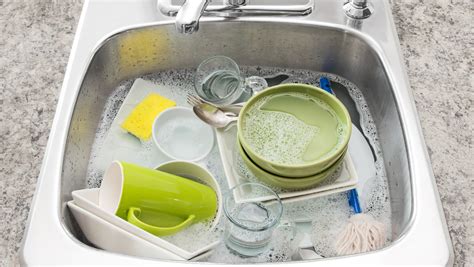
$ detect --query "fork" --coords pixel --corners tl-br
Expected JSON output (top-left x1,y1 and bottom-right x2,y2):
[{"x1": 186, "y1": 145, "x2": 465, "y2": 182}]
[{"x1": 186, "y1": 94, "x2": 203, "y2": 107}]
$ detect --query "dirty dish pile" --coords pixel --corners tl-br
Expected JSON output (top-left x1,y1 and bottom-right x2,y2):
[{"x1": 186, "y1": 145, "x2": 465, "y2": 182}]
[
  {"x1": 69, "y1": 56, "x2": 381, "y2": 262},
  {"x1": 67, "y1": 77, "x2": 224, "y2": 260},
  {"x1": 81, "y1": 66, "x2": 391, "y2": 262}
]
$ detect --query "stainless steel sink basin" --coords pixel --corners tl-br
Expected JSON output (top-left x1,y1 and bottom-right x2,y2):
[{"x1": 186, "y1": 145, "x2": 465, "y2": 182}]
[{"x1": 20, "y1": 0, "x2": 453, "y2": 265}]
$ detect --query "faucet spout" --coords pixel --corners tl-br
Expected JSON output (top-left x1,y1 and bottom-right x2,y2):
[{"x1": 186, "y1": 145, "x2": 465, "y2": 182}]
[
  {"x1": 176, "y1": 0, "x2": 210, "y2": 34},
  {"x1": 158, "y1": 0, "x2": 315, "y2": 34}
]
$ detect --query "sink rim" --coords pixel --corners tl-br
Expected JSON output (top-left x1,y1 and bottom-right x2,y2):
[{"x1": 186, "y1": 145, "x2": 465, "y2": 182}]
[{"x1": 61, "y1": 18, "x2": 417, "y2": 258}]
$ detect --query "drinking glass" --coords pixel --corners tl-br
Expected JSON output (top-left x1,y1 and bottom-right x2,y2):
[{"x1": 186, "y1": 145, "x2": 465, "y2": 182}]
[
  {"x1": 223, "y1": 182, "x2": 283, "y2": 257},
  {"x1": 194, "y1": 56, "x2": 268, "y2": 105}
]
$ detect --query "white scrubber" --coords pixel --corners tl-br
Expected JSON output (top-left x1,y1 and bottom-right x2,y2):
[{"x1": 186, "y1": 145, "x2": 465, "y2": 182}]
[{"x1": 335, "y1": 213, "x2": 386, "y2": 255}]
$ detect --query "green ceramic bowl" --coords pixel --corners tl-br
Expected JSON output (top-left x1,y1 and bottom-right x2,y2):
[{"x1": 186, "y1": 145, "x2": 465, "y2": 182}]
[
  {"x1": 238, "y1": 140, "x2": 345, "y2": 190},
  {"x1": 237, "y1": 83, "x2": 352, "y2": 178}
]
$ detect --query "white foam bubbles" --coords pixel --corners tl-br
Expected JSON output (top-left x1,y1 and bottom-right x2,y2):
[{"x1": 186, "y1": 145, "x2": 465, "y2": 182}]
[{"x1": 243, "y1": 102, "x2": 319, "y2": 165}]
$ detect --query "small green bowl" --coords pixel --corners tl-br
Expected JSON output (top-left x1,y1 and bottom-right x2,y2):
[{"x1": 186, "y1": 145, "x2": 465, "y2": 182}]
[
  {"x1": 237, "y1": 83, "x2": 352, "y2": 178},
  {"x1": 238, "y1": 140, "x2": 345, "y2": 190}
]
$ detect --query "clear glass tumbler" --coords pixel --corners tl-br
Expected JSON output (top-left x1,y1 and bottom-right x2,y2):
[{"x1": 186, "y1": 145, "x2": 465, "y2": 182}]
[
  {"x1": 194, "y1": 56, "x2": 267, "y2": 106},
  {"x1": 223, "y1": 182, "x2": 283, "y2": 257}
]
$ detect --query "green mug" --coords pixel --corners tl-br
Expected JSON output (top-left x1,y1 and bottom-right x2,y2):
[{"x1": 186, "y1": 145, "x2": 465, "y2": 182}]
[{"x1": 99, "y1": 161, "x2": 217, "y2": 236}]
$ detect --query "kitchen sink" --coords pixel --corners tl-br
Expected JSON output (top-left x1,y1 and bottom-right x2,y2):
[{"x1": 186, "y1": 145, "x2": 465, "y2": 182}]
[{"x1": 20, "y1": 0, "x2": 453, "y2": 265}]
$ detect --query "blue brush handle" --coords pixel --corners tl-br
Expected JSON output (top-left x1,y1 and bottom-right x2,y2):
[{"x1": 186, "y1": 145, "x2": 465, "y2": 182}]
[
  {"x1": 319, "y1": 77, "x2": 334, "y2": 94},
  {"x1": 348, "y1": 189, "x2": 362, "y2": 213},
  {"x1": 320, "y1": 77, "x2": 362, "y2": 214}
]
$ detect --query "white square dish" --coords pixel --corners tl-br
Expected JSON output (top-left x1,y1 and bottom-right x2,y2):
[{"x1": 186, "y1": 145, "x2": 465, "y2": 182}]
[
  {"x1": 90, "y1": 78, "x2": 173, "y2": 173},
  {"x1": 71, "y1": 188, "x2": 220, "y2": 260},
  {"x1": 215, "y1": 125, "x2": 359, "y2": 203},
  {"x1": 67, "y1": 201, "x2": 184, "y2": 261}
]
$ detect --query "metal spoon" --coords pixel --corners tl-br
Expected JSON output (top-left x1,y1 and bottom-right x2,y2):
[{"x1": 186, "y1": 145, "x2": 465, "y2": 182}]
[{"x1": 193, "y1": 102, "x2": 238, "y2": 129}]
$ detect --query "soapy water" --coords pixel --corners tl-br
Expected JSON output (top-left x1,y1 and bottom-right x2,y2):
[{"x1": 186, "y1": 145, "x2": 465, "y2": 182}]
[
  {"x1": 243, "y1": 104, "x2": 319, "y2": 165},
  {"x1": 156, "y1": 117, "x2": 213, "y2": 160},
  {"x1": 242, "y1": 92, "x2": 347, "y2": 165},
  {"x1": 85, "y1": 67, "x2": 391, "y2": 262}
]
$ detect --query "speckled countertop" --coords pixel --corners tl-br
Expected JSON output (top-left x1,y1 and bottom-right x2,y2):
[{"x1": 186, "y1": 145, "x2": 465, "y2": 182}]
[{"x1": 0, "y1": 1, "x2": 472, "y2": 266}]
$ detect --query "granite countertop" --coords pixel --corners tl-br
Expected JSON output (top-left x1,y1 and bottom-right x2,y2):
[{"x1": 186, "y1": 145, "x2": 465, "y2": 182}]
[{"x1": 0, "y1": 1, "x2": 472, "y2": 266}]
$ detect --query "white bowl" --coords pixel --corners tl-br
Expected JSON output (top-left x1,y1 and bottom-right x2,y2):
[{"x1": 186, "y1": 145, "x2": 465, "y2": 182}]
[{"x1": 152, "y1": 107, "x2": 214, "y2": 161}]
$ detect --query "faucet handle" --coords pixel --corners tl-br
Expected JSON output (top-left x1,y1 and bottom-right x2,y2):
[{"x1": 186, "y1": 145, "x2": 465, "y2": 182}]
[{"x1": 343, "y1": 0, "x2": 374, "y2": 19}]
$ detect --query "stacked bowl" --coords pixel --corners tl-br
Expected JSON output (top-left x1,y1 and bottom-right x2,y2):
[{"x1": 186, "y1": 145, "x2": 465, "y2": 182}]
[{"x1": 237, "y1": 84, "x2": 352, "y2": 189}]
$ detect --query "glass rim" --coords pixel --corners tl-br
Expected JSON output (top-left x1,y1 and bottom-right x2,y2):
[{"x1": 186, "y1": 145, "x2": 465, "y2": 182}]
[
  {"x1": 194, "y1": 55, "x2": 246, "y2": 105},
  {"x1": 223, "y1": 182, "x2": 283, "y2": 232},
  {"x1": 196, "y1": 55, "x2": 241, "y2": 74}
]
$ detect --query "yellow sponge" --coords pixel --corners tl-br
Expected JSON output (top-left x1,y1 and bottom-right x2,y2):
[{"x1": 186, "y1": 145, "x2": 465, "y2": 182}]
[{"x1": 121, "y1": 93, "x2": 176, "y2": 140}]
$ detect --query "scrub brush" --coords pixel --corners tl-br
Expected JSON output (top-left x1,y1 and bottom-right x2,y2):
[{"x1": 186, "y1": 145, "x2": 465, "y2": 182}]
[{"x1": 319, "y1": 77, "x2": 386, "y2": 255}]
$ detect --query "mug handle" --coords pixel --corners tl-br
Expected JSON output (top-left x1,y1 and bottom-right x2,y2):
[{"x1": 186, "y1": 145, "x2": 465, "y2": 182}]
[{"x1": 127, "y1": 207, "x2": 196, "y2": 236}]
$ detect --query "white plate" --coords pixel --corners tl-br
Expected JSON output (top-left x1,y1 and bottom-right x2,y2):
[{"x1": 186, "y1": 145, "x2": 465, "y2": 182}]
[
  {"x1": 71, "y1": 188, "x2": 220, "y2": 260},
  {"x1": 348, "y1": 124, "x2": 377, "y2": 205},
  {"x1": 215, "y1": 124, "x2": 362, "y2": 203},
  {"x1": 67, "y1": 201, "x2": 184, "y2": 261},
  {"x1": 90, "y1": 78, "x2": 172, "y2": 173}
]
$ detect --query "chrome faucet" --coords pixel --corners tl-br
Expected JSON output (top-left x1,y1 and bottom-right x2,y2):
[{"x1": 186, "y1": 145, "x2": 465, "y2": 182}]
[
  {"x1": 175, "y1": 0, "x2": 251, "y2": 34},
  {"x1": 158, "y1": 0, "x2": 314, "y2": 34},
  {"x1": 175, "y1": 0, "x2": 211, "y2": 34}
]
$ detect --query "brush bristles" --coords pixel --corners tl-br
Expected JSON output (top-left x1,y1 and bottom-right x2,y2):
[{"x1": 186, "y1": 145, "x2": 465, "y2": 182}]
[{"x1": 335, "y1": 213, "x2": 386, "y2": 255}]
